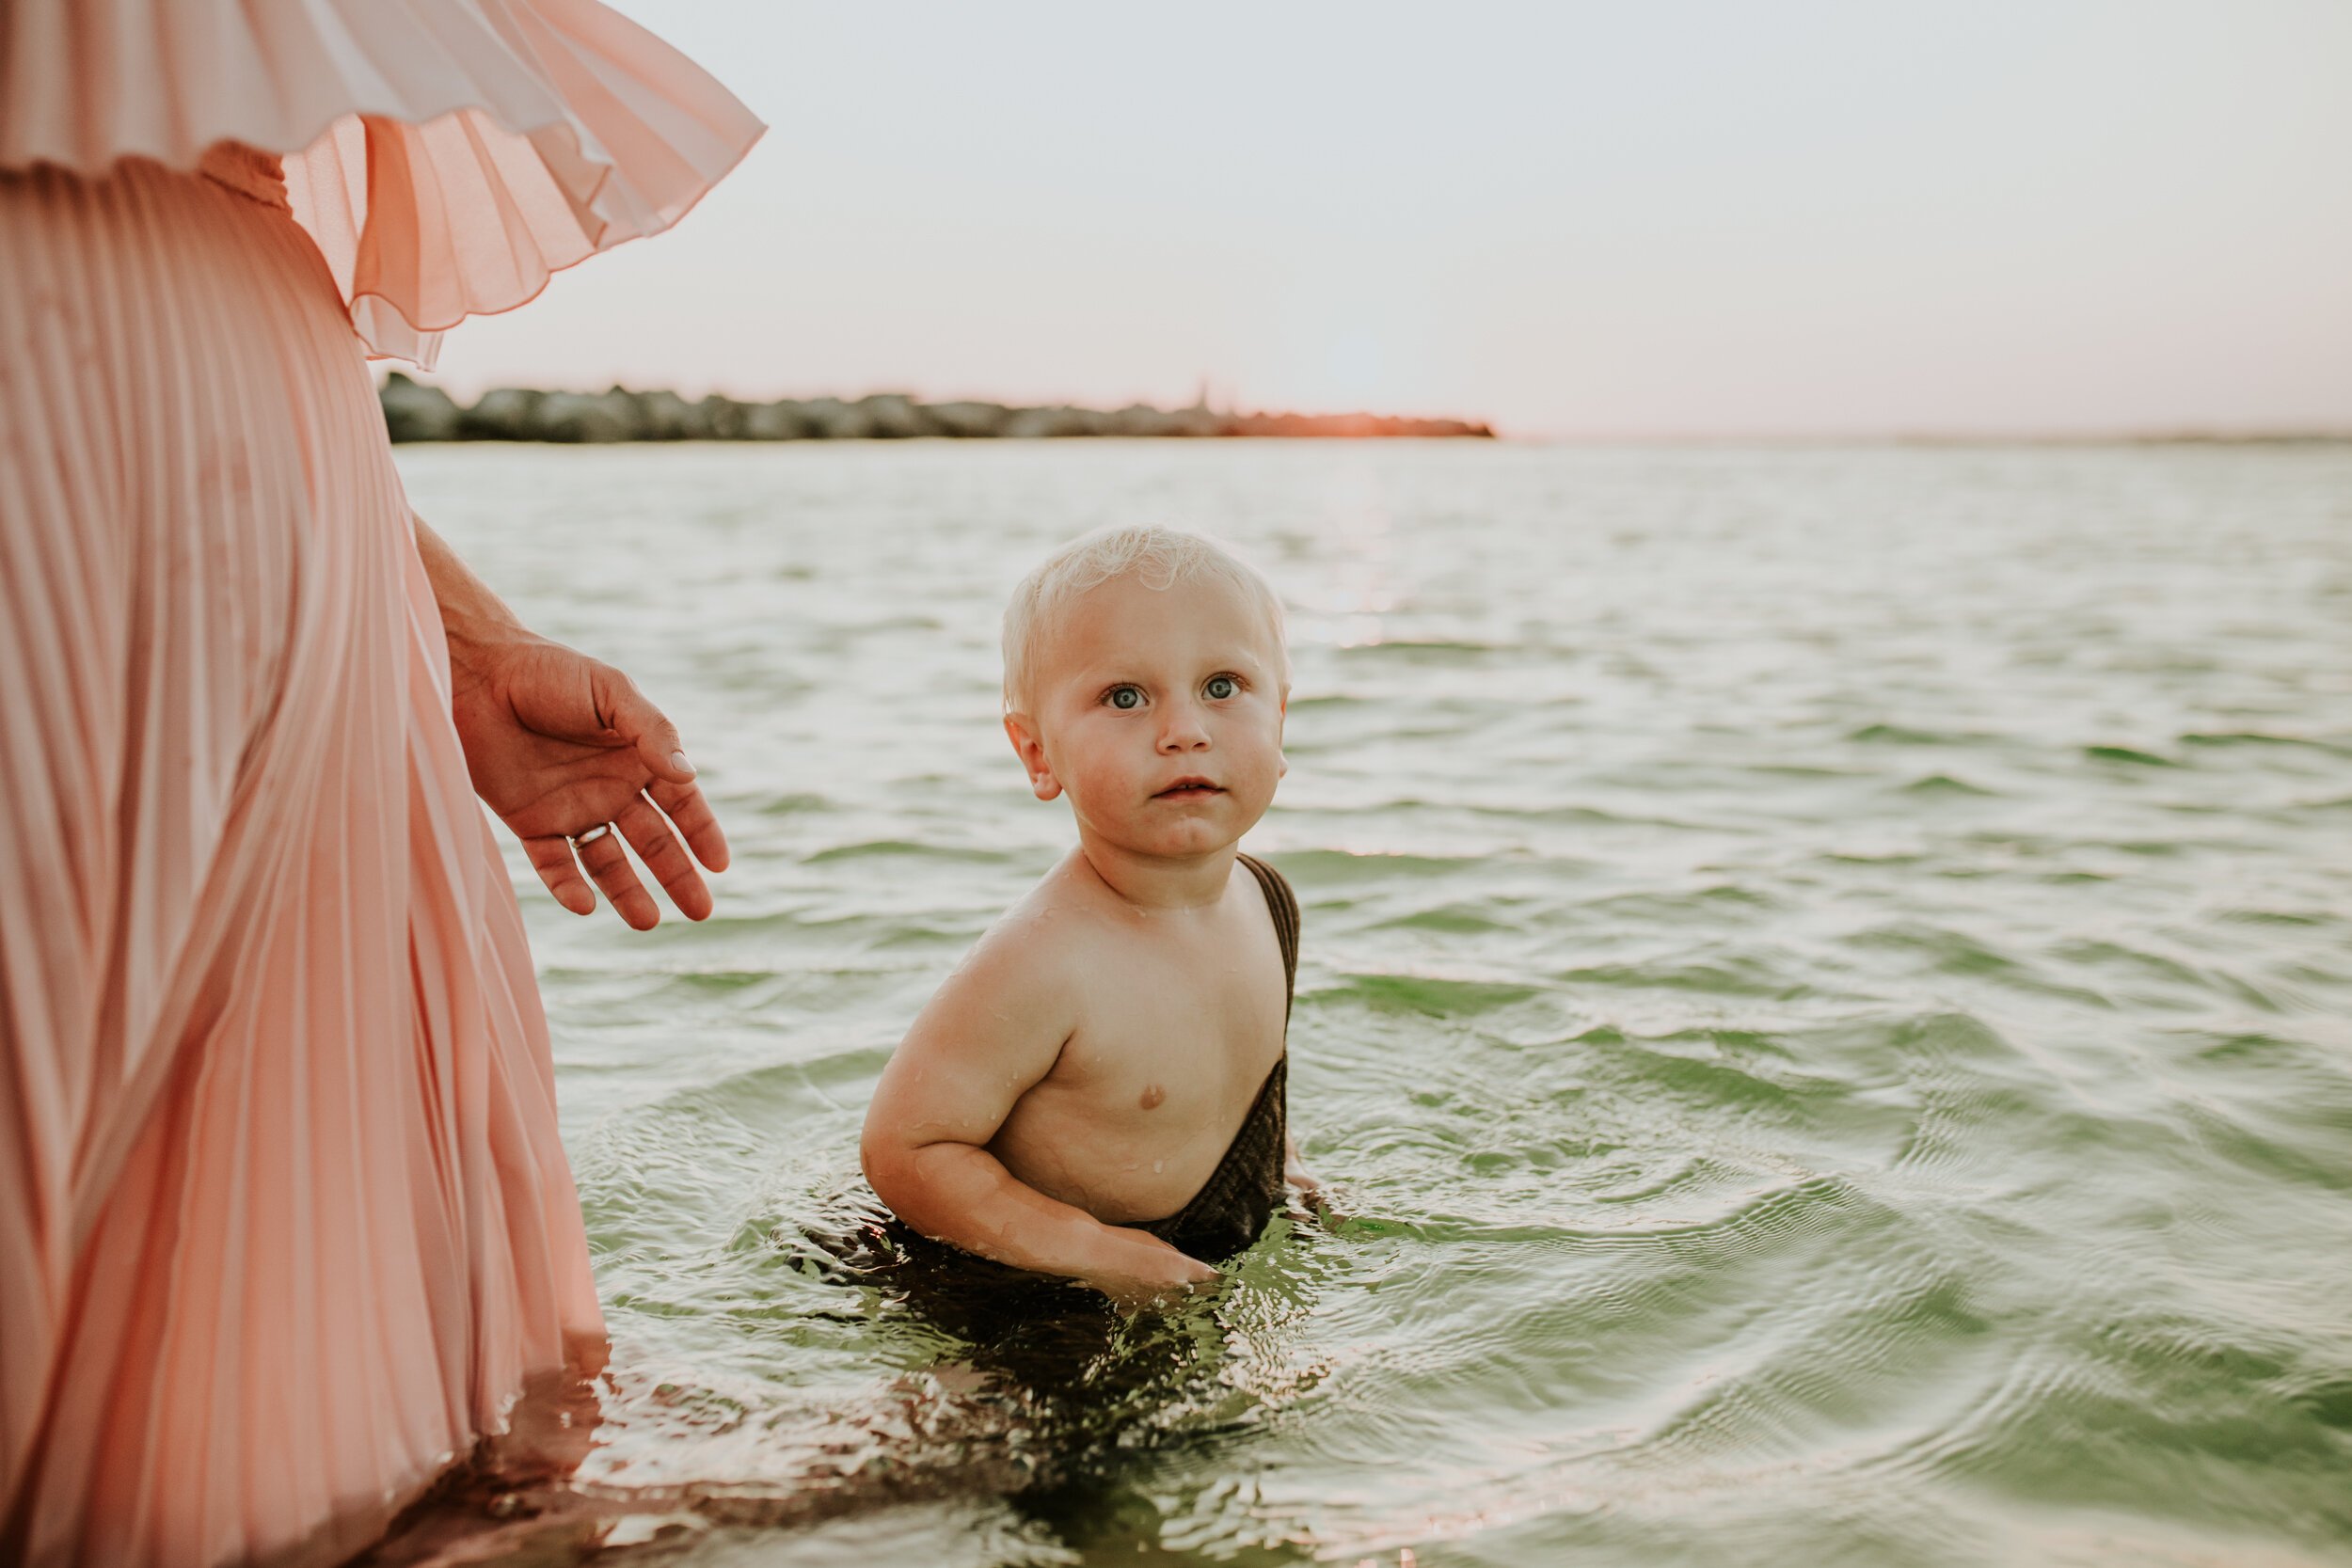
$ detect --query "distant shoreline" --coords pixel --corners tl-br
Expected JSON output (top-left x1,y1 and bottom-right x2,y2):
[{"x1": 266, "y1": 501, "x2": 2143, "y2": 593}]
[{"x1": 378, "y1": 374, "x2": 1494, "y2": 443}]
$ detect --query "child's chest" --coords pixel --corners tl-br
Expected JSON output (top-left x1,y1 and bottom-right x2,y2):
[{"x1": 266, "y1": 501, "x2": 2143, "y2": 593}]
[{"x1": 1046, "y1": 921, "x2": 1290, "y2": 1133}]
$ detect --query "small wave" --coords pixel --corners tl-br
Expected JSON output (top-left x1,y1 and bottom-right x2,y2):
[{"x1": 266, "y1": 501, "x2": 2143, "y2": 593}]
[
  {"x1": 1364, "y1": 903, "x2": 1521, "y2": 935},
  {"x1": 1603, "y1": 1173, "x2": 1871, "y2": 1256},
  {"x1": 1559, "y1": 956, "x2": 1809, "y2": 1000},
  {"x1": 754, "y1": 792, "x2": 835, "y2": 816},
  {"x1": 1298, "y1": 803, "x2": 1722, "y2": 841},
  {"x1": 1849, "y1": 927, "x2": 2111, "y2": 1007},
  {"x1": 1308, "y1": 972, "x2": 1543, "y2": 1017},
  {"x1": 2176, "y1": 1101, "x2": 2352, "y2": 1193},
  {"x1": 644, "y1": 968, "x2": 793, "y2": 1001},
  {"x1": 2214, "y1": 907, "x2": 2339, "y2": 928},
  {"x1": 2293, "y1": 1379, "x2": 2352, "y2": 1433},
  {"x1": 2084, "y1": 744, "x2": 2178, "y2": 767},
  {"x1": 802, "y1": 840, "x2": 1015, "y2": 865},
  {"x1": 1820, "y1": 847, "x2": 1927, "y2": 866},
  {"x1": 1578, "y1": 1032, "x2": 1817, "y2": 1124},
  {"x1": 1576, "y1": 885, "x2": 1780, "y2": 924},
  {"x1": 1457, "y1": 800, "x2": 1729, "y2": 831},
  {"x1": 2180, "y1": 729, "x2": 2351, "y2": 755},
  {"x1": 1268, "y1": 848, "x2": 1484, "y2": 882},
  {"x1": 1747, "y1": 762, "x2": 1881, "y2": 780},
  {"x1": 1385, "y1": 1172, "x2": 1867, "y2": 1255},
  {"x1": 2188, "y1": 1030, "x2": 2312, "y2": 1066},
  {"x1": 2046, "y1": 938, "x2": 2207, "y2": 992},
  {"x1": 1899, "y1": 773, "x2": 1998, "y2": 797},
  {"x1": 1629, "y1": 1253, "x2": 1996, "y2": 1472},
  {"x1": 1847, "y1": 722, "x2": 1991, "y2": 746},
  {"x1": 1332, "y1": 638, "x2": 1511, "y2": 660},
  {"x1": 615, "y1": 1053, "x2": 889, "y2": 1145}
]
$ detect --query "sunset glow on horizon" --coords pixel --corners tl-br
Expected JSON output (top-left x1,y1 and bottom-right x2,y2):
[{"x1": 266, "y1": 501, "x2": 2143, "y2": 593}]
[{"x1": 405, "y1": 1, "x2": 2352, "y2": 439}]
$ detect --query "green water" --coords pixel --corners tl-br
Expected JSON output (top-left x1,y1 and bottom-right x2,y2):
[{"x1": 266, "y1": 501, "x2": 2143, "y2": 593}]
[{"x1": 388, "y1": 441, "x2": 2352, "y2": 1567}]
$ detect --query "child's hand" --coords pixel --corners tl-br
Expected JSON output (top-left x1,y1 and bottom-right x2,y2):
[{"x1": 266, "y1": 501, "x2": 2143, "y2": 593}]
[
  {"x1": 1286, "y1": 1181, "x2": 1343, "y2": 1227},
  {"x1": 1284, "y1": 1132, "x2": 1340, "y2": 1222},
  {"x1": 1080, "y1": 1232, "x2": 1218, "y2": 1307}
]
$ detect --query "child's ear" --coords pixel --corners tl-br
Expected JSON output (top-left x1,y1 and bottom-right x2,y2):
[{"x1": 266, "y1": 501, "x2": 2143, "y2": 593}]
[
  {"x1": 1003, "y1": 712, "x2": 1062, "y2": 801},
  {"x1": 1276, "y1": 691, "x2": 1289, "y2": 780}
]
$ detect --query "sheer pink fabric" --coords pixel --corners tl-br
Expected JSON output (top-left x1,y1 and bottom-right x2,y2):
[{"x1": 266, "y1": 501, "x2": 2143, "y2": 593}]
[
  {"x1": 0, "y1": 4, "x2": 761, "y2": 1563},
  {"x1": 0, "y1": 154, "x2": 610, "y2": 1568},
  {"x1": 0, "y1": 0, "x2": 765, "y2": 365}
]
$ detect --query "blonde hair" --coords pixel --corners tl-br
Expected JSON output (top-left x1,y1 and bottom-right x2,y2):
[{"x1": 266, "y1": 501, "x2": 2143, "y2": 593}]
[{"x1": 1002, "y1": 524, "x2": 1291, "y2": 714}]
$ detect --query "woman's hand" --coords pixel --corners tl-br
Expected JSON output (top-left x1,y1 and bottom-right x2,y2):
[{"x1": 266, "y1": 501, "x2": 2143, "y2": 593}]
[
  {"x1": 449, "y1": 630, "x2": 730, "y2": 928},
  {"x1": 413, "y1": 513, "x2": 728, "y2": 929}
]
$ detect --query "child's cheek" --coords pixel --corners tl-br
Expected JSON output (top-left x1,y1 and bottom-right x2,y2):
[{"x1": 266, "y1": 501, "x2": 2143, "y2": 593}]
[{"x1": 1072, "y1": 751, "x2": 1136, "y2": 816}]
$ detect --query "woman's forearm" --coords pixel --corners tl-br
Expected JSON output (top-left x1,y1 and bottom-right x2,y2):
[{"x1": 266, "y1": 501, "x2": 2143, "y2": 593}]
[{"x1": 412, "y1": 513, "x2": 536, "y2": 677}]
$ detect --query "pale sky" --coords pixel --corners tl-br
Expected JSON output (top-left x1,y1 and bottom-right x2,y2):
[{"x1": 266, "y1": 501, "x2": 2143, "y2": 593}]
[{"x1": 411, "y1": 1, "x2": 2352, "y2": 438}]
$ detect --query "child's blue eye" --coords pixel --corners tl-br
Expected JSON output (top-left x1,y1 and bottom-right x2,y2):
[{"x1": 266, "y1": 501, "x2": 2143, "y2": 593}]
[
  {"x1": 1106, "y1": 686, "x2": 1143, "y2": 710},
  {"x1": 1205, "y1": 674, "x2": 1238, "y2": 700}
]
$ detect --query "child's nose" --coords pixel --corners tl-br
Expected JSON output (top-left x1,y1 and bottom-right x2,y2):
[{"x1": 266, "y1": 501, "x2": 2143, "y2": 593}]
[{"x1": 1157, "y1": 699, "x2": 1211, "y2": 751}]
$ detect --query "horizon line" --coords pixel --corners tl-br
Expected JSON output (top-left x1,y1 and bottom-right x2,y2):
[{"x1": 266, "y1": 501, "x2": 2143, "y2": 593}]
[{"x1": 1502, "y1": 427, "x2": 2352, "y2": 447}]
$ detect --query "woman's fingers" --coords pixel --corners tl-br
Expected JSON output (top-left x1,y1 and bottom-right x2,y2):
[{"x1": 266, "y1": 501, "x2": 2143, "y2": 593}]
[
  {"x1": 615, "y1": 792, "x2": 712, "y2": 921},
  {"x1": 522, "y1": 778, "x2": 725, "y2": 929},
  {"x1": 571, "y1": 821, "x2": 661, "y2": 930},
  {"x1": 646, "y1": 776, "x2": 731, "y2": 873},
  {"x1": 523, "y1": 834, "x2": 598, "y2": 916},
  {"x1": 593, "y1": 663, "x2": 698, "y2": 786},
  {"x1": 528, "y1": 808, "x2": 704, "y2": 928}
]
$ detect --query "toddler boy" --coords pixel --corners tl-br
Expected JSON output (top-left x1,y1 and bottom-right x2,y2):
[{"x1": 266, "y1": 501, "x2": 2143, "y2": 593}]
[{"x1": 861, "y1": 525, "x2": 1311, "y2": 1300}]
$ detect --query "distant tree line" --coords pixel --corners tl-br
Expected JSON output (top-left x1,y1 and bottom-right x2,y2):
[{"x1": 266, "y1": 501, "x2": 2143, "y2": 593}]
[{"x1": 378, "y1": 373, "x2": 1495, "y2": 443}]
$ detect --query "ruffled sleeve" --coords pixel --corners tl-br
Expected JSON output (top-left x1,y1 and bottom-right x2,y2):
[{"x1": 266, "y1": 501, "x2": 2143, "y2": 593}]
[{"x1": 0, "y1": 0, "x2": 765, "y2": 367}]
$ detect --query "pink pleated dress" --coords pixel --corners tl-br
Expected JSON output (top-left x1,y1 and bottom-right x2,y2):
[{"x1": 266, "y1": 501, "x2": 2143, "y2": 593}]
[{"x1": 0, "y1": 6, "x2": 763, "y2": 1564}]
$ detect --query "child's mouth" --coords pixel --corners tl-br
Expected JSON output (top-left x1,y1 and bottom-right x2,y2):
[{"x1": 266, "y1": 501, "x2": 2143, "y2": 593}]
[{"x1": 1154, "y1": 781, "x2": 1224, "y2": 800}]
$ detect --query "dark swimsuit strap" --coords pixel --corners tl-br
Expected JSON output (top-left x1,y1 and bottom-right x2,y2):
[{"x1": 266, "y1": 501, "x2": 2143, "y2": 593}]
[
  {"x1": 1235, "y1": 851, "x2": 1300, "y2": 1024},
  {"x1": 1134, "y1": 853, "x2": 1300, "y2": 1254}
]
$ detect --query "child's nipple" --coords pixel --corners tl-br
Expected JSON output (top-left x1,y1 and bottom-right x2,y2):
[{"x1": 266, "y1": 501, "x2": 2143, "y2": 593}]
[{"x1": 1138, "y1": 1083, "x2": 1167, "y2": 1111}]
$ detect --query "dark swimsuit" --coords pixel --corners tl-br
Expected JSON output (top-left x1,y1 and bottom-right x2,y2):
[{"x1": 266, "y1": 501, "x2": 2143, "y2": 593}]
[{"x1": 1132, "y1": 851, "x2": 1300, "y2": 1260}]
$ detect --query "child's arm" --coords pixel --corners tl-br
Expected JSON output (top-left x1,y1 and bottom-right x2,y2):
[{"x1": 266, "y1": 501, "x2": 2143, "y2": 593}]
[{"x1": 861, "y1": 930, "x2": 1216, "y2": 1300}]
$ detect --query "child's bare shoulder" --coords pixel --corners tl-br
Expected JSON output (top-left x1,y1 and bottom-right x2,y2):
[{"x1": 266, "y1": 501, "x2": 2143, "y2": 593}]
[{"x1": 919, "y1": 855, "x2": 1116, "y2": 1028}]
